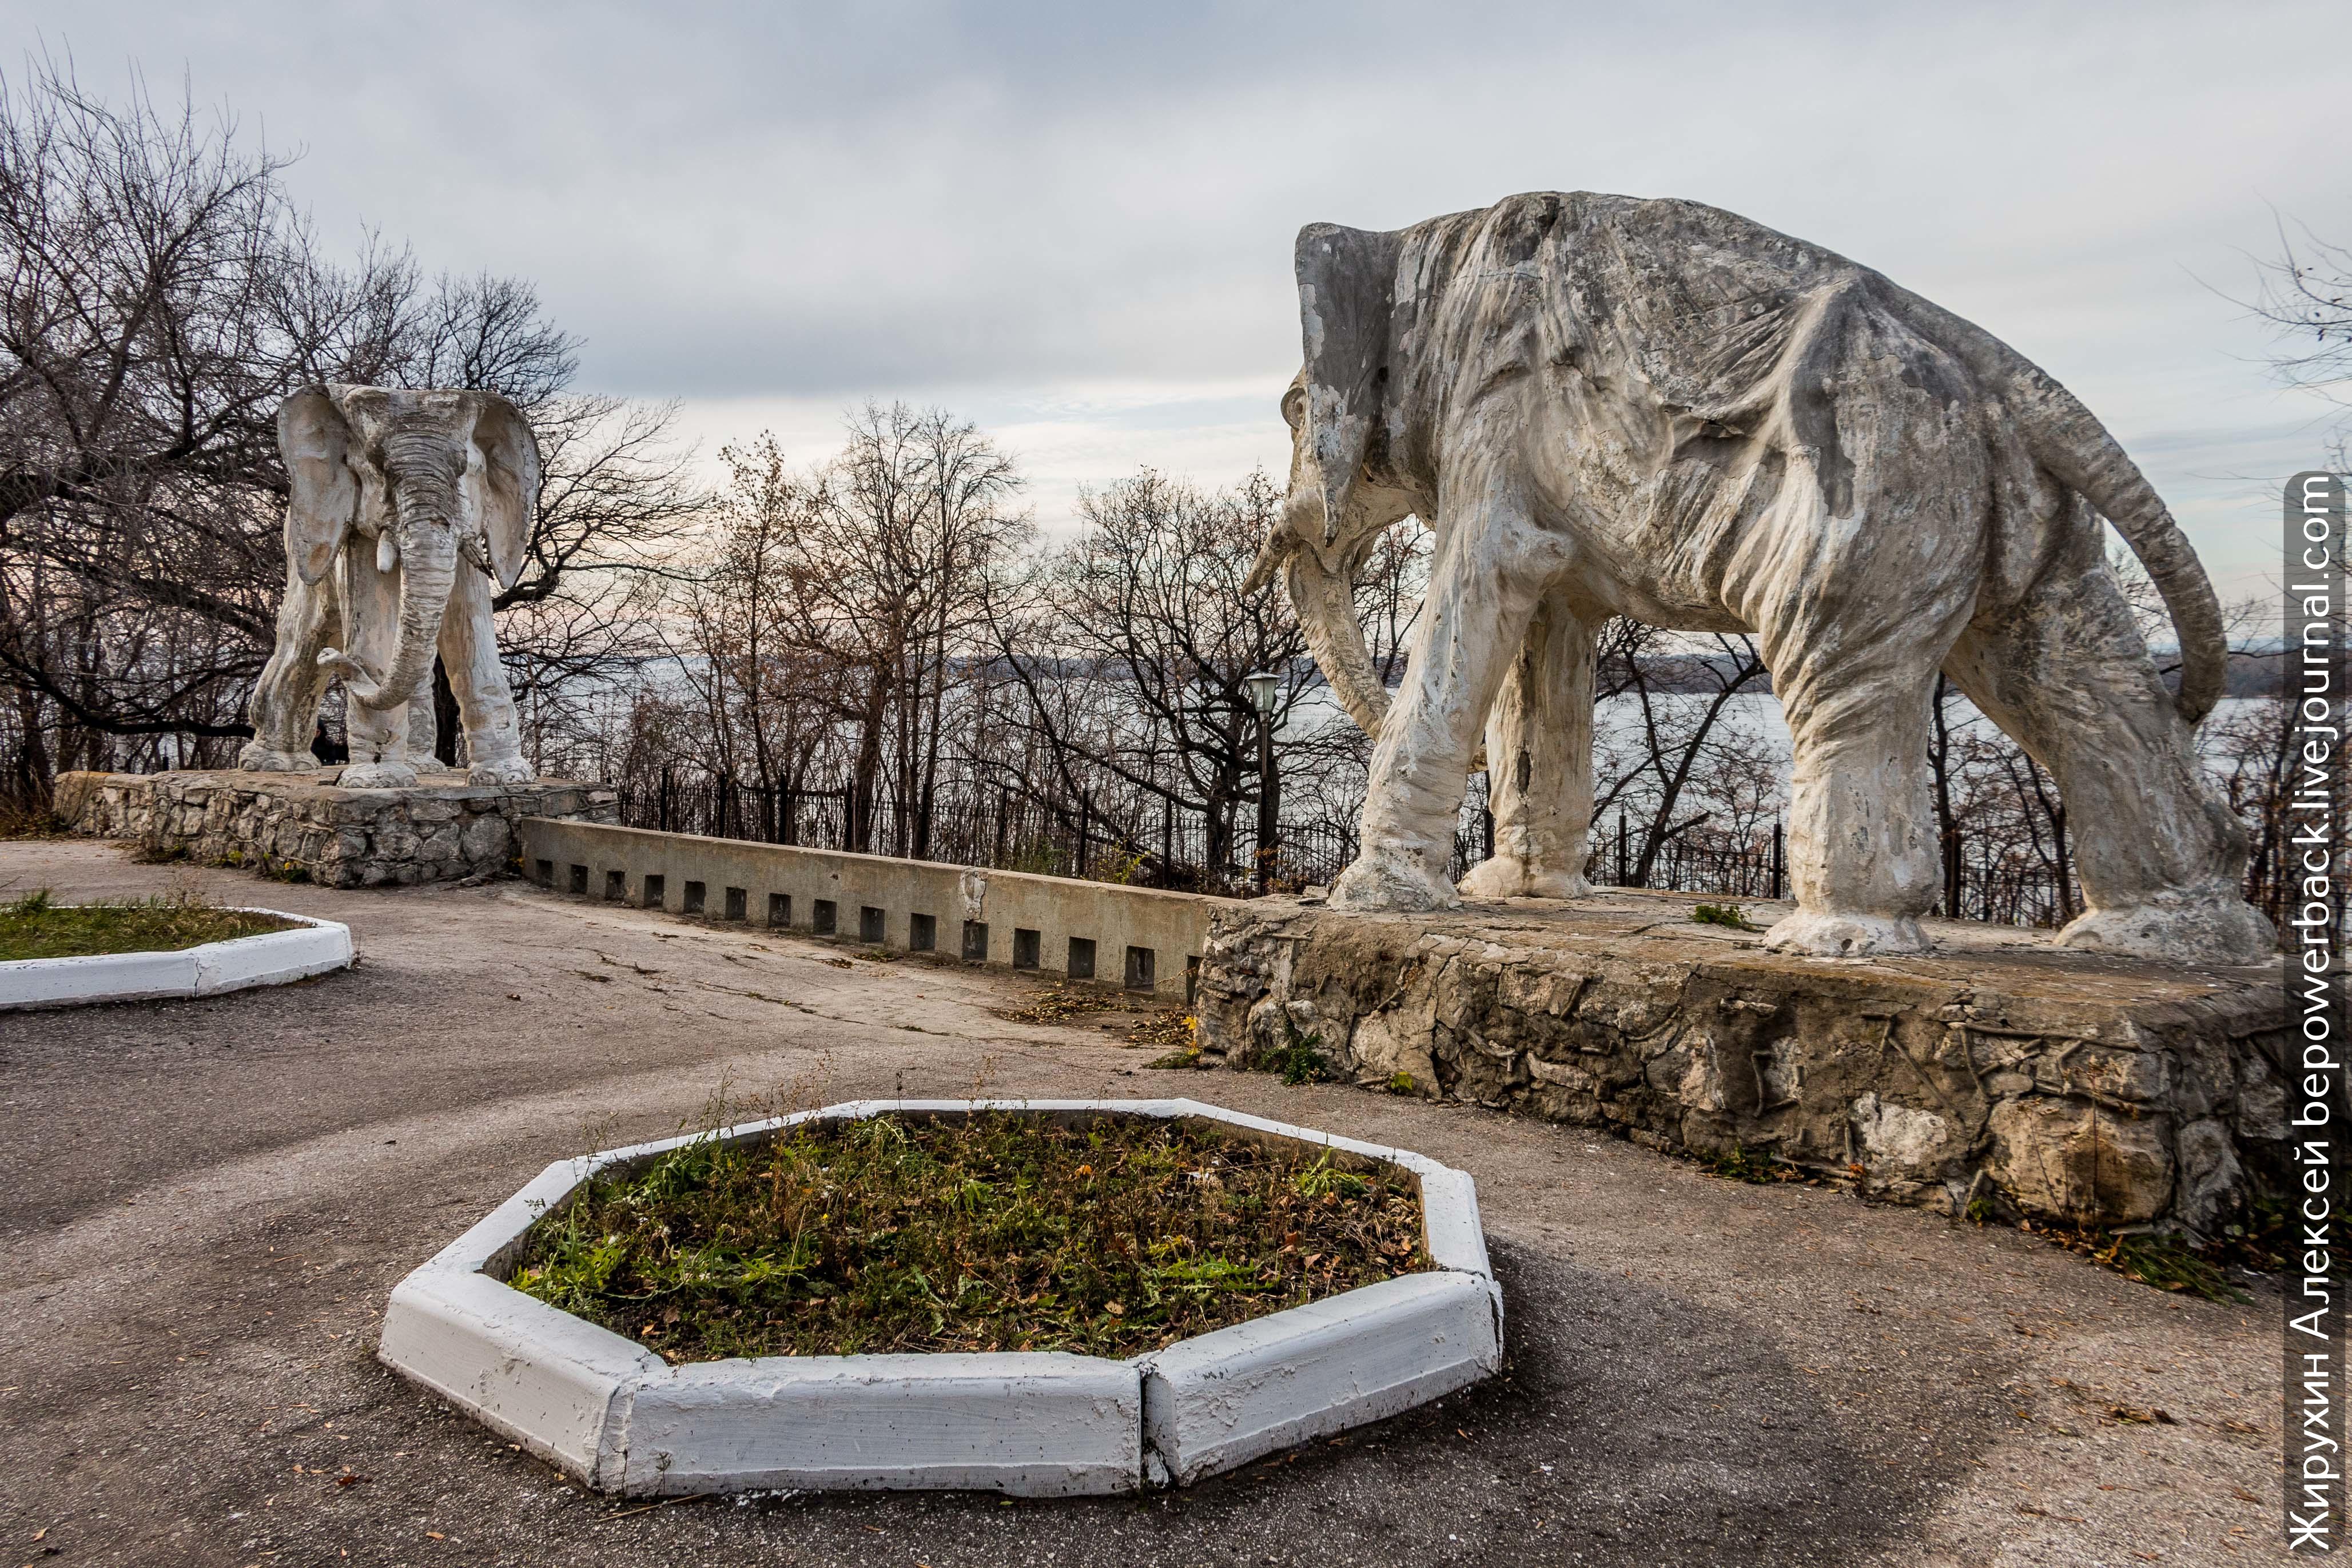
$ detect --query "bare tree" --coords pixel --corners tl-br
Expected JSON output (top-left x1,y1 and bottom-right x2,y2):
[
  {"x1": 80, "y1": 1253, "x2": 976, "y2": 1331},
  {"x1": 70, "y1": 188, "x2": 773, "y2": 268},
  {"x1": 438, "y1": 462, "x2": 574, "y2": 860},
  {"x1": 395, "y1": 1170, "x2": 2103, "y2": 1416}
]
[{"x1": 0, "y1": 59, "x2": 699, "y2": 807}]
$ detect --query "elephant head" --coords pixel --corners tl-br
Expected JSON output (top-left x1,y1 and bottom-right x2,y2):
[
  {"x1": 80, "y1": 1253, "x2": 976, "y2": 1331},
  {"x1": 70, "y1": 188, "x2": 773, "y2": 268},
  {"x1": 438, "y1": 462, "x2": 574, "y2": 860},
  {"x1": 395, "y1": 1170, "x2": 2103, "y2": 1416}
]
[
  {"x1": 280, "y1": 384, "x2": 539, "y2": 713},
  {"x1": 1243, "y1": 224, "x2": 1422, "y2": 743}
]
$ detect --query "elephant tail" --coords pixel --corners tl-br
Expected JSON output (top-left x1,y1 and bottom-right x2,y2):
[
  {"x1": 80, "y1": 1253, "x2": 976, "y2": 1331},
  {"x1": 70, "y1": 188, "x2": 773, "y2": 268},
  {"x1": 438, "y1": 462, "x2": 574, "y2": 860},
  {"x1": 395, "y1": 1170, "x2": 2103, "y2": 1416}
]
[
  {"x1": 2013, "y1": 376, "x2": 2227, "y2": 724},
  {"x1": 1885, "y1": 282, "x2": 2228, "y2": 724}
]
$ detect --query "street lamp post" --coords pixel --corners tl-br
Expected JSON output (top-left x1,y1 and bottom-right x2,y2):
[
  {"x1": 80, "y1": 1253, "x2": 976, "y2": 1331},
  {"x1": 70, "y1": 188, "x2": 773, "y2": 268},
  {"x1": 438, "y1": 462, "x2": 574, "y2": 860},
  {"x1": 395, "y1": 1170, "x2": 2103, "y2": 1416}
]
[{"x1": 1244, "y1": 670, "x2": 1282, "y2": 894}]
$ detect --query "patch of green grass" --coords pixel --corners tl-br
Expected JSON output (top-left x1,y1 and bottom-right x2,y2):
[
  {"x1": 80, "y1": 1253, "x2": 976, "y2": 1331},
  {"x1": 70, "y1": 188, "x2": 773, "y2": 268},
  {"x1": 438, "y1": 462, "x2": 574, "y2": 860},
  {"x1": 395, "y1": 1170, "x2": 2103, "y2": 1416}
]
[
  {"x1": 509, "y1": 1111, "x2": 1429, "y2": 1362},
  {"x1": 1387, "y1": 1072, "x2": 1418, "y2": 1096},
  {"x1": 0, "y1": 889, "x2": 295, "y2": 962},
  {"x1": 1692, "y1": 902, "x2": 1763, "y2": 932}
]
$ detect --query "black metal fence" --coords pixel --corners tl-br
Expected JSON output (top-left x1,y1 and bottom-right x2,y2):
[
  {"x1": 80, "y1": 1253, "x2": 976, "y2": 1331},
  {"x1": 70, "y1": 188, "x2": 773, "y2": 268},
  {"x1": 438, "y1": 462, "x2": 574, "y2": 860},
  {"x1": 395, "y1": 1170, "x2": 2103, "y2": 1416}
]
[{"x1": 616, "y1": 765, "x2": 2128, "y2": 930}]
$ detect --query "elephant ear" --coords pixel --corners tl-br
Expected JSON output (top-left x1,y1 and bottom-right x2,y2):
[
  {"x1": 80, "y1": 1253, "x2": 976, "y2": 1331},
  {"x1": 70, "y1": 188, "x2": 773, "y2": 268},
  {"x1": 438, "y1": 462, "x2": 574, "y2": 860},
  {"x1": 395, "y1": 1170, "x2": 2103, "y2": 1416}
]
[
  {"x1": 1294, "y1": 222, "x2": 1403, "y2": 550},
  {"x1": 468, "y1": 392, "x2": 541, "y2": 592},
  {"x1": 277, "y1": 387, "x2": 357, "y2": 586}
]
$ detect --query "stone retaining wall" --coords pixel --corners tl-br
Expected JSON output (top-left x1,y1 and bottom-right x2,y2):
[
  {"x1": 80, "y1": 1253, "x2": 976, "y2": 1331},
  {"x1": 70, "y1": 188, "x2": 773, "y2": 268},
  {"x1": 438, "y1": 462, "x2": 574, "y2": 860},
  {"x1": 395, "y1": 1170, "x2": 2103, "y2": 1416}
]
[
  {"x1": 56, "y1": 769, "x2": 617, "y2": 888},
  {"x1": 1193, "y1": 892, "x2": 2287, "y2": 1235}
]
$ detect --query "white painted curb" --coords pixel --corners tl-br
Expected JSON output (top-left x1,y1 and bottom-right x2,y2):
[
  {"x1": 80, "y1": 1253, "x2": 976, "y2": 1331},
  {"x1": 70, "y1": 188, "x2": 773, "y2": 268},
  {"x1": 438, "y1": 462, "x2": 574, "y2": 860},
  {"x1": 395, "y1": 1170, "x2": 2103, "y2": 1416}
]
[
  {"x1": 0, "y1": 909, "x2": 355, "y2": 1011},
  {"x1": 1136, "y1": 1269, "x2": 1499, "y2": 1485},
  {"x1": 377, "y1": 1099, "x2": 1501, "y2": 1495}
]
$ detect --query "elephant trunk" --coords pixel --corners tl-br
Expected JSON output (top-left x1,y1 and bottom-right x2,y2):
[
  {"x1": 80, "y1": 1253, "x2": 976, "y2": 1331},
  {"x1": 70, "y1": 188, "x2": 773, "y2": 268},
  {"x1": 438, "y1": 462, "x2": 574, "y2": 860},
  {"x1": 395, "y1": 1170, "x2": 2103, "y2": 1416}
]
[
  {"x1": 1285, "y1": 544, "x2": 1391, "y2": 741},
  {"x1": 337, "y1": 448, "x2": 459, "y2": 713}
]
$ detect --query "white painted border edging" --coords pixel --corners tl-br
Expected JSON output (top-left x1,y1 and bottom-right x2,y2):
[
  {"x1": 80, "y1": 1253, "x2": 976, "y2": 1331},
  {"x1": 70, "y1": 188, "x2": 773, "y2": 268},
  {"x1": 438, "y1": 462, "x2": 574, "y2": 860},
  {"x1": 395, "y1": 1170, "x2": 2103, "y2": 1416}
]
[
  {"x1": 0, "y1": 909, "x2": 354, "y2": 1011},
  {"x1": 377, "y1": 1098, "x2": 1501, "y2": 1495}
]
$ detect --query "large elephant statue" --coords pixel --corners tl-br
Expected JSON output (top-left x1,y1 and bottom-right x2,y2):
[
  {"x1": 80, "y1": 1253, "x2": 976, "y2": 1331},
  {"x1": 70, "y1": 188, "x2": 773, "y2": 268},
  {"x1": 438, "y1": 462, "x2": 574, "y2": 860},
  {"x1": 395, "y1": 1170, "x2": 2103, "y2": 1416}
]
[
  {"x1": 238, "y1": 384, "x2": 540, "y2": 789},
  {"x1": 1247, "y1": 192, "x2": 2273, "y2": 964}
]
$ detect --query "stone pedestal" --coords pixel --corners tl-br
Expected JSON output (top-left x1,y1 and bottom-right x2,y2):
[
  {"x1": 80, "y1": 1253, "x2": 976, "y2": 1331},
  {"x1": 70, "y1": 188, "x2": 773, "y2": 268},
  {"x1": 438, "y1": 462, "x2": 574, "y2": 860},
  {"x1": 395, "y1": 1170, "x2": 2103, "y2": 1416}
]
[
  {"x1": 1195, "y1": 891, "x2": 2285, "y2": 1235},
  {"x1": 55, "y1": 769, "x2": 618, "y2": 889}
]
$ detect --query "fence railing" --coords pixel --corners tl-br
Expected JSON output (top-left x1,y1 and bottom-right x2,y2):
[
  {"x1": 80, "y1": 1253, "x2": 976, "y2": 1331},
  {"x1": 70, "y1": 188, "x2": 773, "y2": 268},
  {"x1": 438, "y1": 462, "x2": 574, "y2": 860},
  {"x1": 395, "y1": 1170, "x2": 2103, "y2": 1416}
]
[{"x1": 614, "y1": 766, "x2": 2286, "y2": 935}]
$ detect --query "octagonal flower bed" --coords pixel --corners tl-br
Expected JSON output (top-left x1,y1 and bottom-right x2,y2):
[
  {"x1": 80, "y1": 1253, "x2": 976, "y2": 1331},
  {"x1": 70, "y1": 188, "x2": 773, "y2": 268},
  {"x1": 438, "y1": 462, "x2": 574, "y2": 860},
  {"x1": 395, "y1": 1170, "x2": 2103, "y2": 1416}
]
[
  {"x1": 0, "y1": 890, "x2": 353, "y2": 1011},
  {"x1": 379, "y1": 1099, "x2": 1500, "y2": 1496}
]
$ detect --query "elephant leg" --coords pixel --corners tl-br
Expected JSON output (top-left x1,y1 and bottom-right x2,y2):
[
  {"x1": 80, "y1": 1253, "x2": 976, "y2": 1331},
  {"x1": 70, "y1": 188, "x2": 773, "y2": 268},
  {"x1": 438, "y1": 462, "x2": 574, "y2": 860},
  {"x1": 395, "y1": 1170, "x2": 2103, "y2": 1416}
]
[
  {"x1": 1331, "y1": 468, "x2": 1552, "y2": 913},
  {"x1": 1741, "y1": 444, "x2": 1984, "y2": 954},
  {"x1": 238, "y1": 564, "x2": 335, "y2": 772},
  {"x1": 336, "y1": 539, "x2": 421, "y2": 790},
  {"x1": 440, "y1": 562, "x2": 532, "y2": 785},
  {"x1": 1458, "y1": 592, "x2": 1594, "y2": 900},
  {"x1": 1942, "y1": 511, "x2": 2273, "y2": 962}
]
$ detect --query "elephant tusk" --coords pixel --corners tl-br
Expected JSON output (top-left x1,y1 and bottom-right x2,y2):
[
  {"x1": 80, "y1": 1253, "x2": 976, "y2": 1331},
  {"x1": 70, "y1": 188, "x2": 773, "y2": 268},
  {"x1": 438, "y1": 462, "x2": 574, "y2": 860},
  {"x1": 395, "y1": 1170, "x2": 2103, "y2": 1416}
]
[{"x1": 376, "y1": 533, "x2": 398, "y2": 574}]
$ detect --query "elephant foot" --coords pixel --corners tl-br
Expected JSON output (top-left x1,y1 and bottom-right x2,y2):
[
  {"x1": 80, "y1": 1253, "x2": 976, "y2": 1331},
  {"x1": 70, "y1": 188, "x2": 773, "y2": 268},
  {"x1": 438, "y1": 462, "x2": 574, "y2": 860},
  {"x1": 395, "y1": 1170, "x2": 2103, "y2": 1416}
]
[
  {"x1": 1456, "y1": 855, "x2": 1591, "y2": 901},
  {"x1": 1762, "y1": 909, "x2": 1932, "y2": 958},
  {"x1": 2056, "y1": 892, "x2": 2276, "y2": 965},
  {"x1": 467, "y1": 757, "x2": 535, "y2": 786},
  {"x1": 1329, "y1": 847, "x2": 1462, "y2": 913},
  {"x1": 340, "y1": 760, "x2": 420, "y2": 790},
  {"x1": 236, "y1": 742, "x2": 320, "y2": 774}
]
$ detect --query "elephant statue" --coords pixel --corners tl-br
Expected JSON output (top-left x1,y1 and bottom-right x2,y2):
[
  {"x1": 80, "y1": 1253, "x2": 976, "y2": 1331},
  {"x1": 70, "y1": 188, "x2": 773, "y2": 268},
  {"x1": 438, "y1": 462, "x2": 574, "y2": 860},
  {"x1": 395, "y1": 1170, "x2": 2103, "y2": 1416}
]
[
  {"x1": 238, "y1": 384, "x2": 540, "y2": 789},
  {"x1": 1247, "y1": 192, "x2": 2274, "y2": 964}
]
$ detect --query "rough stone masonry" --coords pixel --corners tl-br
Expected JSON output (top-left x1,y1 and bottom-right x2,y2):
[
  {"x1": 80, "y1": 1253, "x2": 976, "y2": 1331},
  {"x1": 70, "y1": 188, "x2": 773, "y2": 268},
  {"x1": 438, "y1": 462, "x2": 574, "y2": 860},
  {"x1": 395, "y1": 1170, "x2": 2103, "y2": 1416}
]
[
  {"x1": 54, "y1": 768, "x2": 616, "y2": 888},
  {"x1": 1194, "y1": 890, "x2": 2286, "y2": 1234}
]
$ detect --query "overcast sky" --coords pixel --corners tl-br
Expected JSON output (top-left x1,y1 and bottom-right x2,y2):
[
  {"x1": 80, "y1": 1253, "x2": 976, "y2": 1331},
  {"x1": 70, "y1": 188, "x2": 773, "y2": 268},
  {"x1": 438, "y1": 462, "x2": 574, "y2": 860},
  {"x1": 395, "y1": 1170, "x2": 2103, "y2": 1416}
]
[{"x1": 13, "y1": 1, "x2": 2344, "y2": 598}]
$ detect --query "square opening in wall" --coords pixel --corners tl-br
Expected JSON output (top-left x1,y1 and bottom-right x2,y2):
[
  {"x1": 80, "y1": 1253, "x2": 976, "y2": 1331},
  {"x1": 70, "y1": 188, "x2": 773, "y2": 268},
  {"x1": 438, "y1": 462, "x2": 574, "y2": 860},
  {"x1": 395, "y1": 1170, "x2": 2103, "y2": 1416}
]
[
  {"x1": 962, "y1": 920, "x2": 989, "y2": 961},
  {"x1": 909, "y1": 913, "x2": 936, "y2": 952},
  {"x1": 813, "y1": 900, "x2": 837, "y2": 935},
  {"x1": 1124, "y1": 945, "x2": 1156, "y2": 992},
  {"x1": 859, "y1": 906, "x2": 885, "y2": 944},
  {"x1": 642, "y1": 874, "x2": 666, "y2": 910},
  {"x1": 1066, "y1": 936, "x2": 1096, "y2": 980},
  {"x1": 534, "y1": 859, "x2": 554, "y2": 885},
  {"x1": 768, "y1": 892, "x2": 791, "y2": 927},
  {"x1": 1013, "y1": 928, "x2": 1041, "y2": 969},
  {"x1": 568, "y1": 863, "x2": 588, "y2": 895},
  {"x1": 724, "y1": 886, "x2": 747, "y2": 921},
  {"x1": 604, "y1": 869, "x2": 626, "y2": 901},
  {"x1": 683, "y1": 880, "x2": 706, "y2": 914}
]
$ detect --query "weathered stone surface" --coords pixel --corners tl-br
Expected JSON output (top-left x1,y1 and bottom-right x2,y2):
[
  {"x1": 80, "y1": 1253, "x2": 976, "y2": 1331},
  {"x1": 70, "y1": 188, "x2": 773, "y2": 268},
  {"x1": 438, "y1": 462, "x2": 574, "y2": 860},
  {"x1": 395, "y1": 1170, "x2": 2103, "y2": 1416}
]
[
  {"x1": 1247, "y1": 192, "x2": 2272, "y2": 967},
  {"x1": 57, "y1": 769, "x2": 615, "y2": 889},
  {"x1": 241, "y1": 385, "x2": 540, "y2": 791},
  {"x1": 1194, "y1": 890, "x2": 2283, "y2": 1232}
]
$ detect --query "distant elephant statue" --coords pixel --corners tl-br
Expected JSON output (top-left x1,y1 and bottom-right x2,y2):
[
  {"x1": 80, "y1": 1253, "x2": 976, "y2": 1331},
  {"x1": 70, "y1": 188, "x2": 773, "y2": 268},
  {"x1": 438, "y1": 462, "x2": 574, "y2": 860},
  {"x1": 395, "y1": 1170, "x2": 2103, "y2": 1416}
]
[
  {"x1": 238, "y1": 384, "x2": 540, "y2": 789},
  {"x1": 1247, "y1": 192, "x2": 2273, "y2": 963}
]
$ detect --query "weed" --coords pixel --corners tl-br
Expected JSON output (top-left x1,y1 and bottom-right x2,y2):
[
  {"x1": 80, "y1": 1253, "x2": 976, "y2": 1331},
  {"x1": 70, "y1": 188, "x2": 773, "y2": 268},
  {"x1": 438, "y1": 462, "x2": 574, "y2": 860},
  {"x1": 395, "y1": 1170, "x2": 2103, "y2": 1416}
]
[
  {"x1": 510, "y1": 1110, "x2": 1428, "y2": 1362},
  {"x1": 1387, "y1": 1072, "x2": 1417, "y2": 1096},
  {"x1": 0, "y1": 806, "x2": 66, "y2": 840},
  {"x1": 1690, "y1": 1142, "x2": 1805, "y2": 1184},
  {"x1": 1999, "y1": 1214, "x2": 2252, "y2": 1304},
  {"x1": 1256, "y1": 1010, "x2": 1333, "y2": 1086},
  {"x1": 1692, "y1": 903, "x2": 1763, "y2": 932}
]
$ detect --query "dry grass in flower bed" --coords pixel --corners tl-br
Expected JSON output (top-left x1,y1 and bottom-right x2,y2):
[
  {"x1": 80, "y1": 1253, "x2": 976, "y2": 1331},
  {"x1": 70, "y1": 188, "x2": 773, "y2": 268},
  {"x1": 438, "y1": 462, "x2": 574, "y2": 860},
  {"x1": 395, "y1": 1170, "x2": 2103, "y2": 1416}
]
[
  {"x1": 509, "y1": 1112, "x2": 1430, "y2": 1362},
  {"x1": 0, "y1": 889, "x2": 295, "y2": 962}
]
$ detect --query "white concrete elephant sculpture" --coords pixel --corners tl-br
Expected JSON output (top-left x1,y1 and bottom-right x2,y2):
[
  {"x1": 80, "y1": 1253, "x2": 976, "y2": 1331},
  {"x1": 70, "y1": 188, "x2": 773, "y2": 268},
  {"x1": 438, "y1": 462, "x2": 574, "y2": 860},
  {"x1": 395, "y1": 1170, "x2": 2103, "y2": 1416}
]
[
  {"x1": 238, "y1": 384, "x2": 540, "y2": 789},
  {"x1": 1247, "y1": 191, "x2": 2273, "y2": 963}
]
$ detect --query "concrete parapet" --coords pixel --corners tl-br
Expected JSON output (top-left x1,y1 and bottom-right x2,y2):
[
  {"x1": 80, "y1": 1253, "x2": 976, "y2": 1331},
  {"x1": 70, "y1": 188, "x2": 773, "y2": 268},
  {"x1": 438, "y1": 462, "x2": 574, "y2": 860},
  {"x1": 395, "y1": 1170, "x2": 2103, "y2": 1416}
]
[{"x1": 516, "y1": 818, "x2": 1232, "y2": 1001}]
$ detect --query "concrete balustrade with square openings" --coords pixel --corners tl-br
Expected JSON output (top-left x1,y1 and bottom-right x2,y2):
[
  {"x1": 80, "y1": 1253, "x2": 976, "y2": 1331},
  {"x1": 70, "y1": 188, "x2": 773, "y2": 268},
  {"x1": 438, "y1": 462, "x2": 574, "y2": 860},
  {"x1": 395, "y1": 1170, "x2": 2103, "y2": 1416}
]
[{"x1": 519, "y1": 822, "x2": 1227, "y2": 1000}]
